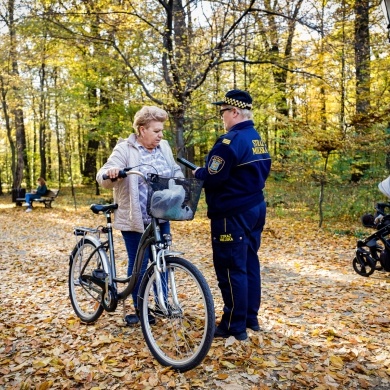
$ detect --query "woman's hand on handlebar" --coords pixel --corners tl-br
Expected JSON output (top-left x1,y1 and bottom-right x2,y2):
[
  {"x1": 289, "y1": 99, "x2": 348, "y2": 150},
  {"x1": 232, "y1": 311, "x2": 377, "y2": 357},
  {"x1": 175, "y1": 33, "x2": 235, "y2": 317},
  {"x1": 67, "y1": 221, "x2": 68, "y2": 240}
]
[
  {"x1": 103, "y1": 168, "x2": 125, "y2": 181},
  {"x1": 101, "y1": 167, "x2": 147, "y2": 182}
]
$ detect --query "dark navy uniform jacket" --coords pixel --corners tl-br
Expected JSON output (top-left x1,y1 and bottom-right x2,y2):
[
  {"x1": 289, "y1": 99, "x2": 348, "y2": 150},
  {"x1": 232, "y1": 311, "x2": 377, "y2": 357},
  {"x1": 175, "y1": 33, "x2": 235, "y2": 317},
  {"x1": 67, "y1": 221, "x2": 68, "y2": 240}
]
[{"x1": 195, "y1": 120, "x2": 271, "y2": 219}]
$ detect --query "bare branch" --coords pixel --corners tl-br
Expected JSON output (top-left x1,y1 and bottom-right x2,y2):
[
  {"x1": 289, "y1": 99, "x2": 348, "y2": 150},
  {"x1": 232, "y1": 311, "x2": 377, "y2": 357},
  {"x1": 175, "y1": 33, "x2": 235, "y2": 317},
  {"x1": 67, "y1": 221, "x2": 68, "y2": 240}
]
[
  {"x1": 250, "y1": 7, "x2": 323, "y2": 34},
  {"x1": 213, "y1": 57, "x2": 323, "y2": 80}
]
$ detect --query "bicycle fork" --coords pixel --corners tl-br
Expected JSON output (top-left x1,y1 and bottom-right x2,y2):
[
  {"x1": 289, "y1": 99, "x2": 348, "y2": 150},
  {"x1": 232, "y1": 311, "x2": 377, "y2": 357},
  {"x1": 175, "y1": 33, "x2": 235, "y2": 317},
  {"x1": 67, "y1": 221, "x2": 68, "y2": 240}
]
[{"x1": 151, "y1": 244, "x2": 183, "y2": 315}]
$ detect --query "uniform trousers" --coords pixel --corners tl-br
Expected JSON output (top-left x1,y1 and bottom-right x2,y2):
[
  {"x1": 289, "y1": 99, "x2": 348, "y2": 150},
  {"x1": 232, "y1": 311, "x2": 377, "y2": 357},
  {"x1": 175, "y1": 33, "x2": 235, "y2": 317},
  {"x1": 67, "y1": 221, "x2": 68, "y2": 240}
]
[{"x1": 211, "y1": 201, "x2": 266, "y2": 334}]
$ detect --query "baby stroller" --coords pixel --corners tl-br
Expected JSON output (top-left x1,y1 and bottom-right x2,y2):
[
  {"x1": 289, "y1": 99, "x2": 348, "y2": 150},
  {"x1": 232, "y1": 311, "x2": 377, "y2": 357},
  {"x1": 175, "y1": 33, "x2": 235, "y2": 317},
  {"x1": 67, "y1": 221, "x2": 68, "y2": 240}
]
[{"x1": 353, "y1": 176, "x2": 390, "y2": 277}]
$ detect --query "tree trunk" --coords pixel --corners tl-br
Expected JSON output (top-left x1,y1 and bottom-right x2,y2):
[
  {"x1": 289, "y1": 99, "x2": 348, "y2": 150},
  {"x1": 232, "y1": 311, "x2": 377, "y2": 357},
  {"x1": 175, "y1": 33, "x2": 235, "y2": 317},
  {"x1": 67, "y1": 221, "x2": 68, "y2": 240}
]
[
  {"x1": 264, "y1": 0, "x2": 303, "y2": 161},
  {"x1": 354, "y1": 0, "x2": 370, "y2": 117},
  {"x1": 352, "y1": 0, "x2": 371, "y2": 182},
  {"x1": 8, "y1": 0, "x2": 28, "y2": 190},
  {"x1": 340, "y1": 0, "x2": 347, "y2": 136},
  {"x1": 83, "y1": 137, "x2": 99, "y2": 183},
  {"x1": 14, "y1": 108, "x2": 26, "y2": 189},
  {"x1": 319, "y1": 0, "x2": 327, "y2": 132},
  {"x1": 172, "y1": 108, "x2": 186, "y2": 158},
  {"x1": 0, "y1": 76, "x2": 16, "y2": 187},
  {"x1": 53, "y1": 68, "x2": 64, "y2": 184},
  {"x1": 0, "y1": 168, "x2": 3, "y2": 196},
  {"x1": 39, "y1": 60, "x2": 47, "y2": 180}
]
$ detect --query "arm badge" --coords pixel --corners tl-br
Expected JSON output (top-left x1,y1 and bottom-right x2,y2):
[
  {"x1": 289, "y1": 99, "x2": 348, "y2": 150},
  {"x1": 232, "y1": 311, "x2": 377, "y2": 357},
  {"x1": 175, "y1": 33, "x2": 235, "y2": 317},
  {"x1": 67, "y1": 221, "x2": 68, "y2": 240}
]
[{"x1": 208, "y1": 155, "x2": 225, "y2": 174}]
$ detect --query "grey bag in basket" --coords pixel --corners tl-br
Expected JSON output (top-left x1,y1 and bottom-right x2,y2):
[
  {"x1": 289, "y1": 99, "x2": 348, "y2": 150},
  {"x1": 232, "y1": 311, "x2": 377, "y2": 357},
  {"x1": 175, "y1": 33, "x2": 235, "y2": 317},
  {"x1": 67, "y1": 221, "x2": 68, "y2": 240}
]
[{"x1": 150, "y1": 179, "x2": 194, "y2": 220}]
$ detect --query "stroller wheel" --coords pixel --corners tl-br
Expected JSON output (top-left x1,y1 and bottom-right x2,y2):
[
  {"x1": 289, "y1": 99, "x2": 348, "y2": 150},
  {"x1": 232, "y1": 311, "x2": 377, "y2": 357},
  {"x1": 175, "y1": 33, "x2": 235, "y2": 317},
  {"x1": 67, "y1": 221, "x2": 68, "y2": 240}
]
[
  {"x1": 369, "y1": 246, "x2": 384, "y2": 271},
  {"x1": 352, "y1": 255, "x2": 375, "y2": 277}
]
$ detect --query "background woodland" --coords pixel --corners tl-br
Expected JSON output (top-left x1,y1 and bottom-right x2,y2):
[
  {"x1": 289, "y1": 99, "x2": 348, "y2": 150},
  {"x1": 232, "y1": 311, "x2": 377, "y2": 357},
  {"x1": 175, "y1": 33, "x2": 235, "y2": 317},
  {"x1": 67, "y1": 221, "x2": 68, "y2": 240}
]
[
  {"x1": 1, "y1": 0, "x2": 390, "y2": 224},
  {"x1": 1, "y1": 2, "x2": 390, "y2": 387}
]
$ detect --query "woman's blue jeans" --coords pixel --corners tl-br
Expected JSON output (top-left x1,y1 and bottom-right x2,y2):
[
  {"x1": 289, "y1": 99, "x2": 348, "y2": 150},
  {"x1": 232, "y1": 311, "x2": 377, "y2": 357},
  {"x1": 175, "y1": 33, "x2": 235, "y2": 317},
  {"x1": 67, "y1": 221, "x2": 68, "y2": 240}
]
[
  {"x1": 25, "y1": 193, "x2": 40, "y2": 205},
  {"x1": 121, "y1": 222, "x2": 170, "y2": 307}
]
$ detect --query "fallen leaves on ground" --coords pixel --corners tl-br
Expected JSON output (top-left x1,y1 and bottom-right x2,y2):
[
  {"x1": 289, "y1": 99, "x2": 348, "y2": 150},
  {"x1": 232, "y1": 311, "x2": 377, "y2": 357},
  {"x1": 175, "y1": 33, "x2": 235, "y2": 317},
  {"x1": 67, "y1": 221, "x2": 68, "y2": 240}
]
[{"x1": 0, "y1": 198, "x2": 389, "y2": 389}]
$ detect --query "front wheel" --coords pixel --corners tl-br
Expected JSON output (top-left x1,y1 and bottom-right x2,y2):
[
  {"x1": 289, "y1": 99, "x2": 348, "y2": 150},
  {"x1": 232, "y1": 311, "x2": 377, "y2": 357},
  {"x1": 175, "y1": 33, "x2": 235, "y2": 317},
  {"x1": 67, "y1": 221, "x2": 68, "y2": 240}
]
[
  {"x1": 138, "y1": 256, "x2": 215, "y2": 372},
  {"x1": 69, "y1": 238, "x2": 106, "y2": 322},
  {"x1": 352, "y1": 252, "x2": 375, "y2": 277}
]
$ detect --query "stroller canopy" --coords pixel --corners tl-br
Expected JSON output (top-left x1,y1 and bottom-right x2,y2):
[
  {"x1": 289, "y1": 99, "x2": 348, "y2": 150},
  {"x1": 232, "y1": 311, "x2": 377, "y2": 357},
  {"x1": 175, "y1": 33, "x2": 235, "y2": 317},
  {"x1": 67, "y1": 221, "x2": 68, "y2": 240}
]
[{"x1": 378, "y1": 176, "x2": 390, "y2": 198}]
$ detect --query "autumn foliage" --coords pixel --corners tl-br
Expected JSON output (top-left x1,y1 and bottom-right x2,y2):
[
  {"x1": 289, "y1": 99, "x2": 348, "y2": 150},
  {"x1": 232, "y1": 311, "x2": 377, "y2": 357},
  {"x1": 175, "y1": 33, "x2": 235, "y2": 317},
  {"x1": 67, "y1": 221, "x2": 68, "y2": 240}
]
[{"x1": 0, "y1": 194, "x2": 390, "y2": 389}]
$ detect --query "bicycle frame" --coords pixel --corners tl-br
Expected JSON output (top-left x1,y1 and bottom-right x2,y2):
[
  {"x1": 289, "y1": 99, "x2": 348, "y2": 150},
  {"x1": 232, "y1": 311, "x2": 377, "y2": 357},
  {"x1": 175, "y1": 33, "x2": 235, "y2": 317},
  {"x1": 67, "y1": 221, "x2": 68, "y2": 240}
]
[
  {"x1": 109, "y1": 169, "x2": 185, "y2": 306},
  {"x1": 116, "y1": 218, "x2": 184, "y2": 311},
  {"x1": 75, "y1": 195, "x2": 184, "y2": 310}
]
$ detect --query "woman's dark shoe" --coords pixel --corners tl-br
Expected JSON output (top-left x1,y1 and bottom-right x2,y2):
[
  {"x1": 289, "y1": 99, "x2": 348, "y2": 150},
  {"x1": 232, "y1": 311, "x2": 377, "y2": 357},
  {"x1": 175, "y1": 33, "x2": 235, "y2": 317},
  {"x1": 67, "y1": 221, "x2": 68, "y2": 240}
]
[
  {"x1": 124, "y1": 313, "x2": 156, "y2": 326},
  {"x1": 125, "y1": 314, "x2": 139, "y2": 325},
  {"x1": 214, "y1": 326, "x2": 247, "y2": 341}
]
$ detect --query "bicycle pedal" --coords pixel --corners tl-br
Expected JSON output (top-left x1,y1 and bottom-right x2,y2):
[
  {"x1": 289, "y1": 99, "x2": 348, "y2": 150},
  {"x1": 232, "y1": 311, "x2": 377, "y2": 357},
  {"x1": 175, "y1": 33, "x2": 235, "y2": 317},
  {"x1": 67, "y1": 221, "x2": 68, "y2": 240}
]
[
  {"x1": 93, "y1": 269, "x2": 108, "y2": 279},
  {"x1": 153, "y1": 305, "x2": 182, "y2": 317}
]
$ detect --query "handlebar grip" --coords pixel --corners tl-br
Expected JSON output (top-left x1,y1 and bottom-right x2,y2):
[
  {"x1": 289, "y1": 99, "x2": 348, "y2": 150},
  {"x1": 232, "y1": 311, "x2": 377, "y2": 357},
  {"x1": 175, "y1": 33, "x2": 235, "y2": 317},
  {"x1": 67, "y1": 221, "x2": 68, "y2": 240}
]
[
  {"x1": 177, "y1": 157, "x2": 198, "y2": 170},
  {"x1": 102, "y1": 170, "x2": 128, "y2": 181}
]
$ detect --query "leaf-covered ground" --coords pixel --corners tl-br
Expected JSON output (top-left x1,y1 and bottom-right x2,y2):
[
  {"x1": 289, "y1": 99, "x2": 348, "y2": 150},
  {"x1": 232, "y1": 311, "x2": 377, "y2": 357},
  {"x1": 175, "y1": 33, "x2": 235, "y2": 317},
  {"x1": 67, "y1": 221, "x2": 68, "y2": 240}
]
[{"x1": 1, "y1": 196, "x2": 390, "y2": 389}]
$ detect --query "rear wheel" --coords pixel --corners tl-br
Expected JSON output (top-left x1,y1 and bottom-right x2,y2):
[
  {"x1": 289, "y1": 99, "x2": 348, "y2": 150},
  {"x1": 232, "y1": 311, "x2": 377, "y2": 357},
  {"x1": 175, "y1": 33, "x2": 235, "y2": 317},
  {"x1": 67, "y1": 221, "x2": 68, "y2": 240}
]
[
  {"x1": 69, "y1": 238, "x2": 106, "y2": 322},
  {"x1": 138, "y1": 256, "x2": 215, "y2": 372}
]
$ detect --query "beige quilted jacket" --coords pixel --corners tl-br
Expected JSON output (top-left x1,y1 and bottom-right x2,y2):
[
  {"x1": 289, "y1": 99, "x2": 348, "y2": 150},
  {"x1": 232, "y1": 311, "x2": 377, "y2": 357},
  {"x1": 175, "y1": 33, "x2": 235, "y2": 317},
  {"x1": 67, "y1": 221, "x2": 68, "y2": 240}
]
[{"x1": 96, "y1": 134, "x2": 183, "y2": 233}]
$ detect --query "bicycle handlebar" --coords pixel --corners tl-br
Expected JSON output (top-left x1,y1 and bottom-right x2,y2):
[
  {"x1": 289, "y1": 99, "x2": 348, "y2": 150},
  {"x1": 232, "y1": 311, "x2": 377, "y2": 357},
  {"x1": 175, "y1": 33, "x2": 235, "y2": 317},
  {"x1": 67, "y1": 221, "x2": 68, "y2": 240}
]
[
  {"x1": 102, "y1": 171, "x2": 127, "y2": 181},
  {"x1": 102, "y1": 159, "x2": 198, "y2": 182},
  {"x1": 102, "y1": 168, "x2": 147, "y2": 182}
]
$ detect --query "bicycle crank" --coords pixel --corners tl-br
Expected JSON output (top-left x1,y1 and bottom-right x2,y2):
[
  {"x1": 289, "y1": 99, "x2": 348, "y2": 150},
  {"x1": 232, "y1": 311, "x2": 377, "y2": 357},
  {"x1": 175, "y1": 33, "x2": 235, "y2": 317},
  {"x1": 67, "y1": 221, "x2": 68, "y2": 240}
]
[
  {"x1": 87, "y1": 269, "x2": 118, "y2": 312},
  {"x1": 102, "y1": 285, "x2": 118, "y2": 312}
]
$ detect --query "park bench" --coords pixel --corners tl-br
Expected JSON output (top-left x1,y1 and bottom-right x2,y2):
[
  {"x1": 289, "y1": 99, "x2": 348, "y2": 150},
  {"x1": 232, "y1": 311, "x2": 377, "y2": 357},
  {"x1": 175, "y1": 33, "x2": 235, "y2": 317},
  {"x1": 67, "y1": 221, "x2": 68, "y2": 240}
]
[{"x1": 16, "y1": 189, "x2": 60, "y2": 208}]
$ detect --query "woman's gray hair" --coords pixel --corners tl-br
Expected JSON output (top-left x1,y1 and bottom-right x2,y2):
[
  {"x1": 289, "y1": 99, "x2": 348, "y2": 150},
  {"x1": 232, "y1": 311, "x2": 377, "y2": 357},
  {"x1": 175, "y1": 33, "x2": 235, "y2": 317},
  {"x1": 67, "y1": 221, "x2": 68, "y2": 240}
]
[{"x1": 133, "y1": 106, "x2": 168, "y2": 134}]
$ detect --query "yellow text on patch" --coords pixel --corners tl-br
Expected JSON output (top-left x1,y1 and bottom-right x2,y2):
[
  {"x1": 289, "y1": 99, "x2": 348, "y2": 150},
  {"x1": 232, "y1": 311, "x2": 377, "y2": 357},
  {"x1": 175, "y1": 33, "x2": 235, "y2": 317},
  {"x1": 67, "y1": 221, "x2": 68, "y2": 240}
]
[{"x1": 220, "y1": 234, "x2": 233, "y2": 242}]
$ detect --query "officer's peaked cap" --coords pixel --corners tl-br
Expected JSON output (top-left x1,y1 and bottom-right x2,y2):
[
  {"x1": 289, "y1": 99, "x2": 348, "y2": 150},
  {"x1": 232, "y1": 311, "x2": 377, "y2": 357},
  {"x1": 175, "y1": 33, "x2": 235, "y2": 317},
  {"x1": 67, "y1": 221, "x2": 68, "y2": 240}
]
[{"x1": 212, "y1": 89, "x2": 253, "y2": 110}]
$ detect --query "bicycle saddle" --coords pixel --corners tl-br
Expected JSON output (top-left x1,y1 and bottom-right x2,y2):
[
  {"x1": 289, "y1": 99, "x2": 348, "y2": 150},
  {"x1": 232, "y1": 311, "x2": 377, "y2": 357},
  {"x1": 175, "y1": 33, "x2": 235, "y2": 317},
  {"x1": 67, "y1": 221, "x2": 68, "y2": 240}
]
[{"x1": 90, "y1": 204, "x2": 118, "y2": 214}]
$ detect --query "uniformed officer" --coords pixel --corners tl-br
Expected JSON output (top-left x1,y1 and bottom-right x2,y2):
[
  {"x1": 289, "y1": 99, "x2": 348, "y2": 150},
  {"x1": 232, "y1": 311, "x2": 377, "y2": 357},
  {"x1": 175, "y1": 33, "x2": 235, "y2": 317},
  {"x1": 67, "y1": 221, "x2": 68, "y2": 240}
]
[{"x1": 193, "y1": 90, "x2": 271, "y2": 341}]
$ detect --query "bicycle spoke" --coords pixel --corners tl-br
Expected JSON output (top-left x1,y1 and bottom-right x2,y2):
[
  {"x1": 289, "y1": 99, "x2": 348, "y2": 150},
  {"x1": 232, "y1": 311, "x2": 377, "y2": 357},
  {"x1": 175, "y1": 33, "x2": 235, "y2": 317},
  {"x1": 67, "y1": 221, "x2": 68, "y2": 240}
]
[
  {"x1": 138, "y1": 257, "x2": 214, "y2": 372},
  {"x1": 69, "y1": 239, "x2": 105, "y2": 322}
]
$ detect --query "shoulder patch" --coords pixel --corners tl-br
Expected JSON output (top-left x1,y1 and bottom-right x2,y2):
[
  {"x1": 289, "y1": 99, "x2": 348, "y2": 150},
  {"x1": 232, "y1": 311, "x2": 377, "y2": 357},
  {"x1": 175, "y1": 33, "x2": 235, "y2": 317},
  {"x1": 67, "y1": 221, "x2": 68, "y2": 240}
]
[
  {"x1": 222, "y1": 139, "x2": 231, "y2": 145},
  {"x1": 208, "y1": 155, "x2": 225, "y2": 174}
]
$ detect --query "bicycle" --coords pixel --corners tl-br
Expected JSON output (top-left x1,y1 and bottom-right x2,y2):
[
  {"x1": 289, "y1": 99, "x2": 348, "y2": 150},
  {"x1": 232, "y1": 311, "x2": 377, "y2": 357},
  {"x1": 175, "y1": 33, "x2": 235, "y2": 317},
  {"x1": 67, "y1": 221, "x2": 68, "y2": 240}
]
[{"x1": 68, "y1": 167, "x2": 215, "y2": 372}]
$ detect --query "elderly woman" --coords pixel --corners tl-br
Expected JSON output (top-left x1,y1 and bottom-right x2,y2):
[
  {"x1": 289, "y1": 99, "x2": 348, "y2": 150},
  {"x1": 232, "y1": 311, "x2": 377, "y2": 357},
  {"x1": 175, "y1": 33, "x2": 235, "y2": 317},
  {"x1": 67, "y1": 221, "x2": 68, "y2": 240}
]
[{"x1": 96, "y1": 105, "x2": 183, "y2": 325}]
